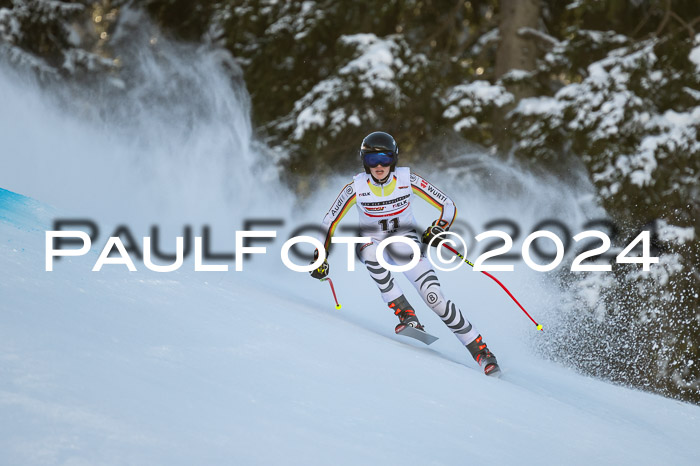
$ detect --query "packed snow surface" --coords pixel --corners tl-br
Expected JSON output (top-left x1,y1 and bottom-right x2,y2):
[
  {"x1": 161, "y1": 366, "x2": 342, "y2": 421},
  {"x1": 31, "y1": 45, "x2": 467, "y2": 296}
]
[{"x1": 2, "y1": 188, "x2": 699, "y2": 466}]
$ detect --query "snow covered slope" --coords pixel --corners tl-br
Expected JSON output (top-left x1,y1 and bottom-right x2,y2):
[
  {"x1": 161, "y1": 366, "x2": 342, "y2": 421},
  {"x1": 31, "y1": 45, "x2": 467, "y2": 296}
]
[
  {"x1": 2, "y1": 37, "x2": 698, "y2": 465},
  {"x1": 2, "y1": 189, "x2": 699, "y2": 466}
]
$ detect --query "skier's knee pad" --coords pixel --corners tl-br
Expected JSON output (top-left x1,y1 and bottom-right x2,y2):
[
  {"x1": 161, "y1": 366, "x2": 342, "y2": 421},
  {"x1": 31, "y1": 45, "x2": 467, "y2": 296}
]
[{"x1": 355, "y1": 240, "x2": 377, "y2": 264}]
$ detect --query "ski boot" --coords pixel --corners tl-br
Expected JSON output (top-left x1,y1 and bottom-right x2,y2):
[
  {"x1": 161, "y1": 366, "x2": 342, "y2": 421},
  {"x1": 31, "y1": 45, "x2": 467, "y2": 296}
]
[
  {"x1": 388, "y1": 295, "x2": 424, "y2": 333},
  {"x1": 466, "y1": 335, "x2": 500, "y2": 376}
]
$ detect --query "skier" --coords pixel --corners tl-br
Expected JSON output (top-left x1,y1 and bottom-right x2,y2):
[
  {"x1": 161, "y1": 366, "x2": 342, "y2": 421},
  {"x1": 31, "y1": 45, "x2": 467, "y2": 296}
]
[{"x1": 309, "y1": 131, "x2": 500, "y2": 376}]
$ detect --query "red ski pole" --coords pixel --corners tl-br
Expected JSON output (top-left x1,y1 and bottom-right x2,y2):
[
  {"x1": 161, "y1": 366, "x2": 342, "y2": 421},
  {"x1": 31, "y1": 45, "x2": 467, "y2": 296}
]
[
  {"x1": 440, "y1": 242, "x2": 543, "y2": 331},
  {"x1": 320, "y1": 277, "x2": 342, "y2": 310}
]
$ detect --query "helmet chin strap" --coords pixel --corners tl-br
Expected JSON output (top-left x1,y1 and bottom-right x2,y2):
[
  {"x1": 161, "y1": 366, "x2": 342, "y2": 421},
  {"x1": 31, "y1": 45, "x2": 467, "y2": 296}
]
[{"x1": 371, "y1": 174, "x2": 391, "y2": 185}]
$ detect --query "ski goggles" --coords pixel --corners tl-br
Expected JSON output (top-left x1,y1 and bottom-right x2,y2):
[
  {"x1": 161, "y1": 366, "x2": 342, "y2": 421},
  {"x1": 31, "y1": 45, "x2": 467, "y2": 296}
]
[{"x1": 363, "y1": 151, "x2": 396, "y2": 168}]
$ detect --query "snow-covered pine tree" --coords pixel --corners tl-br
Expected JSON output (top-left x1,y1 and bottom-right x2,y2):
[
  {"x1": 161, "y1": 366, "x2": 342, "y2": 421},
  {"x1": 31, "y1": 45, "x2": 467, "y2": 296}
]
[{"x1": 0, "y1": 0, "x2": 115, "y2": 79}]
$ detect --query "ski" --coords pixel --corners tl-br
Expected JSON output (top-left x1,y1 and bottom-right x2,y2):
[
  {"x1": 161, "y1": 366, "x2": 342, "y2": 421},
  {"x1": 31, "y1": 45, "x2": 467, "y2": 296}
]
[
  {"x1": 395, "y1": 324, "x2": 439, "y2": 345},
  {"x1": 484, "y1": 363, "x2": 502, "y2": 377}
]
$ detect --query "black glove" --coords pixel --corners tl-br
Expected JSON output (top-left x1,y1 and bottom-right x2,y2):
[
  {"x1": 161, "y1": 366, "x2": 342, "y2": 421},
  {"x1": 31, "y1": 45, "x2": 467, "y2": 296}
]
[
  {"x1": 309, "y1": 249, "x2": 330, "y2": 280},
  {"x1": 421, "y1": 221, "x2": 447, "y2": 247}
]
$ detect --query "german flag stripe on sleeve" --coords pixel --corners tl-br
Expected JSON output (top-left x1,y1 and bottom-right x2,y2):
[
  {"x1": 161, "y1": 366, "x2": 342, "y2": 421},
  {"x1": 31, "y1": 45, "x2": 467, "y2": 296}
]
[
  {"x1": 412, "y1": 185, "x2": 443, "y2": 209},
  {"x1": 411, "y1": 173, "x2": 457, "y2": 228},
  {"x1": 324, "y1": 193, "x2": 356, "y2": 250}
]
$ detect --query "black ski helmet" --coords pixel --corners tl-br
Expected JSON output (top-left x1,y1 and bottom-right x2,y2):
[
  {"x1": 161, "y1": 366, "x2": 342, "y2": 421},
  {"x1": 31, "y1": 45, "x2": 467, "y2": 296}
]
[{"x1": 359, "y1": 131, "x2": 399, "y2": 174}]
